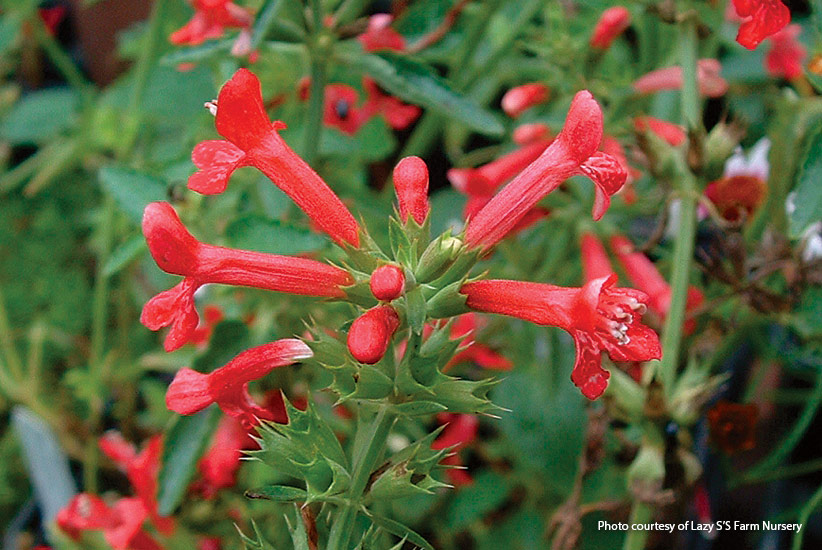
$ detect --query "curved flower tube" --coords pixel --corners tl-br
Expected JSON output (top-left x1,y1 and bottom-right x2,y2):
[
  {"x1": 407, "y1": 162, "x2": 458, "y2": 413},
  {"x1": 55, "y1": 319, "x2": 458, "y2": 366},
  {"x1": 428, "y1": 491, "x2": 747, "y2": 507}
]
[
  {"x1": 166, "y1": 339, "x2": 312, "y2": 428},
  {"x1": 464, "y1": 91, "x2": 626, "y2": 249},
  {"x1": 634, "y1": 116, "x2": 687, "y2": 147},
  {"x1": 140, "y1": 202, "x2": 353, "y2": 351},
  {"x1": 189, "y1": 69, "x2": 361, "y2": 247},
  {"x1": 580, "y1": 232, "x2": 616, "y2": 282},
  {"x1": 501, "y1": 83, "x2": 550, "y2": 118},
  {"x1": 633, "y1": 59, "x2": 728, "y2": 97},
  {"x1": 460, "y1": 275, "x2": 660, "y2": 399}
]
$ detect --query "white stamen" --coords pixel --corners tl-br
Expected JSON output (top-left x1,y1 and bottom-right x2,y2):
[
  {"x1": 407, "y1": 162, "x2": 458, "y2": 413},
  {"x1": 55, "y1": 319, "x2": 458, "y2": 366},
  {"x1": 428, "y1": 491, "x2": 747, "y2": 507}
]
[{"x1": 205, "y1": 100, "x2": 218, "y2": 116}]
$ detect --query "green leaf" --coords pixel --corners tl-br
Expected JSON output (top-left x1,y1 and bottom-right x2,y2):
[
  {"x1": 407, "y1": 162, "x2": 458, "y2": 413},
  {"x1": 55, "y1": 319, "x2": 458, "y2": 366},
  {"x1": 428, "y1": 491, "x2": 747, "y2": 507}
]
[
  {"x1": 445, "y1": 471, "x2": 510, "y2": 530},
  {"x1": 365, "y1": 511, "x2": 435, "y2": 550},
  {"x1": 98, "y1": 165, "x2": 167, "y2": 224},
  {"x1": 789, "y1": 124, "x2": 822, "y2": 237},
  {"x1": 157, "y1": 405, "x2": 221, "y2": 515},
  {"x1": 0, "y1": 88, "x2": 79, "y2": 145},
  {"x1": 245, "y1": 485, "x2": 308, "y2": 502},
  {"x1": 102, "y1": 234, "x2": 147, "y2": 277},
  {"x1": 344, "y1": 51, "x2": 504, "y2": 136},
  {"x1": 226, "y1": 215, "x2": 328, "y2": 255}
]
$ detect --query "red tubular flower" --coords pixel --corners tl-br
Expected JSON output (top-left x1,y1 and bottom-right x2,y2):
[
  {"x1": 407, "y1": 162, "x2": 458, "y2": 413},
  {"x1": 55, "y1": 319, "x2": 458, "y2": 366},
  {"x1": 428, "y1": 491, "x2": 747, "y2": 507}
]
[
  {"x1": 633, "y1": 59, "x2": 728, "y2": 97},
  {"x1": 501, "y1": 83, "x2": 550, "y2": 118},
  {"x1": 189, "y1": 69, "x2": 360, "y2": 247},
  {"x1": 99, "y1": 434, "x2": 175, "y2": 536},
  {"x1": 634, "y1": 116, "x2": 687, "y2": 147},
  {"x1": 600, "y1": 136, "x2": 641, "y2": 199},
  {"x1": 323, "y1": 84, "x2": 368, "y2": 135},
  {"x1": 512, "y1": 123, "x2": 552, "y2": 145},
  {"x1": 589, "y1": 6, "x2": 631, "y2": 50},
  {"x1": 610, "y1": 235, "x2": 704, "y2": 334},
  {"x1": 445, "y1": 313, "x2": 513, "y2": 371},
  {"x1": 361, "y1": 78, "x2": 421, "y2": 130},
  {"x1": 460, "y1": 275, "x2": 660, "y2": 399},
  {"x1": 707, "y1": 400, "x2": 758, "y2": 454},
  {"x1": 432, "y1": 413, "x2": 479, "y2": 487},
  {"x1": 580, "y1": 233, "x2": 616, "y2": 282},
  {"x1": 765, "y1": 24, "x2": 806, "y2": 80},
  {"x1": 140, "y1": 202, "x2": 353, "y2": 351},
  {"x1": 358, "y1": 14, "x2": 406, "y2": 52},
  {"x1": 347, "y1": 305, "x2": 400, "y2": 364},
  {"x1": 393, "y1": 156, "x2": 430, "y2": 224},
  {"x1": 57, "y1": 495, "x2": 162, "y2": 550},
  {"x1": 196, "y1": 416, "x2": 248, "y2": 497},
  {"x1": 370, "y1": 264, "x2": 406, "y2": 301},
  {"x1": 190, "y1": 305, "x2": 225, "y2": 348},
  {"x1": 170, "y1": 0, "x2": 252, "y2": 46},
  {"x1": 166, "y1": 339, "x2": 311, "y2": 428},
  {"x1": 704, "y1": 175, "x2": 767, "y2": 222},
  {"x1": 464, "y1": 91, "x2": 626, "y2": 250},
  {"x1": 733, "y1": 0, "x2": 790, "y2": 50}
]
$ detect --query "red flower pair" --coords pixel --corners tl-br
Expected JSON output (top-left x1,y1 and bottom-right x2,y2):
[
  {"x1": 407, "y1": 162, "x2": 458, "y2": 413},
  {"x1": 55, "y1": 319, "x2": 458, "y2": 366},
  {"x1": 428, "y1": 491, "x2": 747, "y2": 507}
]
[{"x1": 323, "y1": 79, "x2": 421, "y2": 135}]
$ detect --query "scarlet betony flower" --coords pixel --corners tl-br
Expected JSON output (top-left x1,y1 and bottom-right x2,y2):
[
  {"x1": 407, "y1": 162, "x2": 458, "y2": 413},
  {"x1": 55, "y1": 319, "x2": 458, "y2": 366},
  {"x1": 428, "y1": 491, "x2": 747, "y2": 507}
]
[
  {"x1": 610, "y1": 235, "x2": 704, "y2": 334},
  {"x1": 370, "y1": 264, "x2": 406, "y2": 301},
  {"x1": 432, "y1": 413, "x2": 479, "y2": 486},
  {"x1": 600, "y1": 137, "x2": 640, "y2": 204},
  {"x1": 140, "y1": 201, "x2": 353, "y2": 351},
  {"x1": 634, "y1": 116, "x2": 687, "y2": 147},
  {"x1": 323, "y1": 84, "x2": 368, "y2": 135},
  {"x1": 501, "y1": 83, "x2": 550, "y2": 118},
  {"x1": 196, "y1": 416, "x2": 249, "y2": 497},
  {"x1": 170, "y1": 0, "x2": 253, "y2": 46},
  {"x1": 464, "y1": 90, "x2": 627, "y2": 249},
  {"x1": 190, "y1": 305, "x2": 225, "y2": 348},
  {"x1": 361, "y1": 78, "x2": 421, "y2": 130},
  {"x1": 166, "y1": 339, "x2": 311, "y2": 428},
  {"x1": 707, "y1": 400, "x2": 758, "y2": 454},
  {"x1": 358, "y1": 14, "x2": 406, "y2": 52},
  {"x1": 57, "y1": 494, "x2": 162, "y2": 550},
  {"x1": 765, "y1": 24, "x2": 806, "y2": 80},
  {"x1": 99, "y1": 433, "x2": 175, "y2": 536},
  {"x1": 633, "y1": 59, "x2": 728, "y2": 97},
  {"x1": 347, "y1": 305, "x2": 401, "y2": 364},
  {"x1": 189, "y1": 69, "x2": 361, "y2": 247},
  {"x1": 580, "y1": 232, "x2": 616, "y2": 283},
  {"x1": 393, "y1": 155, "x2": 430, "y2": 225},
  {"x1": 732, "y1": 0, "x2": 790, "y2": 50},
  {"x1": 589, "y1": 6, "x2": 631, "y2": 50},
  {"x1": 460, "y1": 275, "x2": 660, "y2": 399}
]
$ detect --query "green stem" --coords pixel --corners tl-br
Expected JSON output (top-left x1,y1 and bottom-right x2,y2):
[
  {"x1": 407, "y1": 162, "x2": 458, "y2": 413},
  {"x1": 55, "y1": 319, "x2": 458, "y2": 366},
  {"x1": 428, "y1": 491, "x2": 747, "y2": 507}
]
[
  {"x1": 792, "y1": 483, "x2": 822, "y2": 550},
  {"x1": 0, "y1": 286, "x2": 25, "y2": 382},
  {"x1": 301, "y1": 52, "x2": 327, "y2": 166},
  {"x1": 656, "y1": 17, "x2": 700, "y2": 397},
  {"x1": 623, "y1": 501, "x2": 653, "y2": 550},
  {"x1": 33, "y1": 17, "x2": 91, "y2": 95},
  {"x1": 326, "y1": 406, "x2": 394, "y2": 550}
]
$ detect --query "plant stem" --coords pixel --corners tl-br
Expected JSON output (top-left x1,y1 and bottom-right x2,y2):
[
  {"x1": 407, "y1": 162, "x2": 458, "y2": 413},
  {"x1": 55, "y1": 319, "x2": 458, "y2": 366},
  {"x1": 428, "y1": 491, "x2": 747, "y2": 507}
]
[
  {"x1": 656, "y1": 16, "x2": 700, "y2": 397},
  {"x1": 326, "y1": 406, "x2": 394, "y2": 550},
  {"x1": 34, "y1": 17, "x2": 91, "y2": 96},
  {"x1": 301, "y1": 53, "x2": 327, "y2": 167},
  {"x1": 623, "y1": 501, "x2": 653, "y2": 550}
]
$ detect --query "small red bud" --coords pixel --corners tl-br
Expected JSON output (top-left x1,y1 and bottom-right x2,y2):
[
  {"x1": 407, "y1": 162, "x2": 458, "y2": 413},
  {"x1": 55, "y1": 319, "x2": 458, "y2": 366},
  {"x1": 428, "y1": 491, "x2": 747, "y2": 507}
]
[
  {"x1": 393, "y1": 156, "x2": 430, "y2": 224},
  {"x1": 347, "y1": 306, "x2": 400, "y2": 364},
  {"x1": 369, "y1": 264, "x2": 405, "y2": 301}
]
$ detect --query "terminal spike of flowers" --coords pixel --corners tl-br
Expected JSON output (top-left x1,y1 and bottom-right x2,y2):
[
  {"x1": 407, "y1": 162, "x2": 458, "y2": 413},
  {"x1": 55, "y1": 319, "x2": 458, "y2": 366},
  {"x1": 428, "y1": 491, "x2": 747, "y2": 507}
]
[
  {"x1": 732, "y1": 0, "x2": 790, "y2": 50},
  {"x1": 347, "y1": 305, "x2": 401, "y2": 364},
  {"x1": 610, "y1": 235, "x2": 703, "y2": 334},
  {"x1": 393, "y1": 156, "x2": 430, "y2": 224},
  {"x1": 188, "y1": 69, "x2": 360, "y2": 247},
  {"x1": 140, "y1": 202, "x2": 353, "y2": 351},
  {"x1": 464, "y1": 91, "x2": 626, "y2": 250},
  {"x1": 166, "y1": 339, "x2": 312, "y2": 428},
  {"x1": 633, "y1": 59, "x2": 728, "y2": 97},
  {"x1": 460, "y1": 275, "x2": 660, "y2": 399},
  {"x1": 501, "y1": 83, "x2": 550, "y2": 118},
  {"x1": 170, "y1": 0, "x2": 252, "y2": 46},
  {"x1": 590, "y1": 6, "x2": 631, "y2": 50}
]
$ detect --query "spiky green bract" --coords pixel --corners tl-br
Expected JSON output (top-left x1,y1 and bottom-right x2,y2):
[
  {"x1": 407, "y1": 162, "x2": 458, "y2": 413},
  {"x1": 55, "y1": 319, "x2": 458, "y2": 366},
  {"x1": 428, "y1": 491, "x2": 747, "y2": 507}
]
[
  {"x1": 366, "y1": 428, "x2": 451, "y2": 502},
  {"x1": 249, "y1": 398, "x2": 350, "y2": 502},
  {"x1": 237, "y1": 520, "x2": 277, "y2": 550}
]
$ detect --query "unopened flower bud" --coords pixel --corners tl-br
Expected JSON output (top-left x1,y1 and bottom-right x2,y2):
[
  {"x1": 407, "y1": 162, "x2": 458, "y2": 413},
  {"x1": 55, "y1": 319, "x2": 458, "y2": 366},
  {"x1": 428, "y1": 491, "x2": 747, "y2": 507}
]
[
  {"x1": 393, "y1": 156, "x2": 430, "y2": 225},
  {"x1": 703, "y1": 122, "x2": 743, "y2": 180},
  {"x1": 347, "y1": 306, "x2": 400, "y2": 364},
  {"x1": 370, "y1": 264, "x2": 405, "y2": 301},
  {"x1": 415, "y1": 236, "x2": 463, "y2": 283}
]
